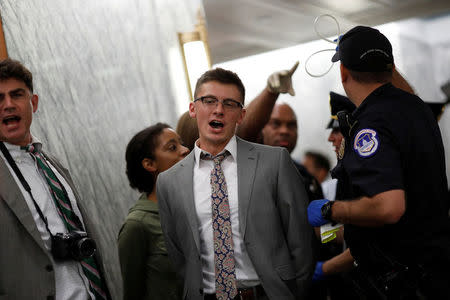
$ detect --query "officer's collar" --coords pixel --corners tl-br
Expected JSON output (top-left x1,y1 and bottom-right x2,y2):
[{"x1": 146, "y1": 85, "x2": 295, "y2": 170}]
[{"x1": 352, "y1": 83, "x2": 393, "y2": 119}]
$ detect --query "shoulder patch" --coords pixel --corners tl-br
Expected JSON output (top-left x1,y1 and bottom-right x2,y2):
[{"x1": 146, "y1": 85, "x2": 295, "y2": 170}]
[{"x1": 353, "y1": 128, "x2": 379, "y2": 157}]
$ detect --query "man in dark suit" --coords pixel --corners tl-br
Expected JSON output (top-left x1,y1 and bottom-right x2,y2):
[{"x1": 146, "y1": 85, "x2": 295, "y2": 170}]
[
  {"x1": 157, "y1": 68, "x2": 314, "y2": 300},
  {"x1": 0, "y1": 58, "x2": 111, "y2": 299},
  {"x1": 260, "y1": 102, "x2": 323, "y2": 200}
]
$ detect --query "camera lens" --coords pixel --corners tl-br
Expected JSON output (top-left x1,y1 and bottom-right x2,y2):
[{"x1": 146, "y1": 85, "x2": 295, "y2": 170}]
[{"x1": 73, "y1": 238, "x2": 97, "y2": 260}]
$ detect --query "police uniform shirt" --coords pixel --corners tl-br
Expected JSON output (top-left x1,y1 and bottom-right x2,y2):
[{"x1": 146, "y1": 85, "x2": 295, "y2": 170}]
[{"x1": 334, "y1": 83, "x2": 450, "y2": 266}]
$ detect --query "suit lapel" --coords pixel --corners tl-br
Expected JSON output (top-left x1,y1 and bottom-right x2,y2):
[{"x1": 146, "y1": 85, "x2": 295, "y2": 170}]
[
  {"x1": 177, "y1": 152, "x2": 201, "y2": 252},
  {"x1": 0, "y1": 157, "x2": 48, "y2": 253},
  {"x1": 236, "y1": 138, "x2": 258, "y2": 239}
]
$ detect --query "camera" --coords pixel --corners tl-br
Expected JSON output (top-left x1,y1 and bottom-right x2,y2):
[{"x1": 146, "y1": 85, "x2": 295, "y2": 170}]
[{"x1": 51, "y1": 231, "x2": 97, "y2": 261}]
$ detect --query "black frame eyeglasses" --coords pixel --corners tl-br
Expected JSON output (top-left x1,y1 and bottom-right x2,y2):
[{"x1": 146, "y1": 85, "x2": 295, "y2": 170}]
[{"x1": 194, "y1": 96, "x2": 243, "y2": 109}]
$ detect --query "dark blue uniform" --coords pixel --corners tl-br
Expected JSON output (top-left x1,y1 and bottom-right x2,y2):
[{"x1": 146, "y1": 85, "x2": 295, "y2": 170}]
[{"x1": 333, "y1": 83, "x2": 450, "y2": 298}]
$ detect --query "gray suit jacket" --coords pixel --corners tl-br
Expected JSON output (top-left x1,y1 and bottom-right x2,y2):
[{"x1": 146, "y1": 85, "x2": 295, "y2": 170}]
[
  {"x1": 157, "y1": 137, "x2": 314, "y2": 300},
  {"x1": 0, "y1": 152, "x2": 112, "y2": 300}
]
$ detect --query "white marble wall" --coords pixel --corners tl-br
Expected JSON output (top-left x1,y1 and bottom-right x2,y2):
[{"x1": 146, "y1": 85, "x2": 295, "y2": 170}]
[{"x1": 0, "y1": 0, "x2": 201, "y2": 298}]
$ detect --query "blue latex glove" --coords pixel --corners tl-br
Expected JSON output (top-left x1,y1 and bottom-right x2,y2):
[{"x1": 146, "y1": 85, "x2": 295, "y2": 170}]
[
  {"x1": 313, "y1": 261, "x2": 325, "y2": 281},
  {"x1": 307, "y1": 199, "x2": 329, "y2": 226}
]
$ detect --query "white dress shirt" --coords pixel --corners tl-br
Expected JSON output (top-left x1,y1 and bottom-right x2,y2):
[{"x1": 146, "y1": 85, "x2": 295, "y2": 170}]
[
  {"x1": 193, "y1": 136, "x2": 260, "y2": 293},
  {"x1": 0, "y1": 139, "x2": 94, "y2": 300},
  {"x1": 321, "y1": 177, "x2": 338, "y2": 200}
]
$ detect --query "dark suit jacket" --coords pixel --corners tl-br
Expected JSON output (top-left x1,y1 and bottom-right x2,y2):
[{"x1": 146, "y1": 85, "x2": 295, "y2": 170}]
[
  {"x1": 0, "y1": 152, "x2": 112, "y2": 300},
  {"x1": 157, "y1": 137, "x2": 314, "y2": 300}
]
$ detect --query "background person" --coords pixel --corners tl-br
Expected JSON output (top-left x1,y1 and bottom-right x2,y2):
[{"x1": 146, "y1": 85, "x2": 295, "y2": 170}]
[
  {"x1": 324, "y1": 92, "x2": 356, "y2": 201},
  {"x1": 260, "y1": 102, "x2": 324, "y2": 201},
  {"x1": 302, "y1": 151, "x2": 331, "y2": 184},
  {"x1": 176, "y1": 111, "x2": 198, "y2": 151},
  {"x1": 118, "y1": 123, "x2": 188, "y2": 300}
]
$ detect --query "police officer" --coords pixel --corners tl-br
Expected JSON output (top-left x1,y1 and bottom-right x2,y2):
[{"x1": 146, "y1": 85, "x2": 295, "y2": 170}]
[
  {"x1": 322, "y1": 92, "x2": 356, "y2": 201},
  {"x1": 326, "y1": 92, "x2": 356, "y2": 159},
  {"x1": 307, "y1": 26, "x2": 450, "y2": 299},
  {"x1": 312, "y1": 92, "x2": 359, "y2": 300}
]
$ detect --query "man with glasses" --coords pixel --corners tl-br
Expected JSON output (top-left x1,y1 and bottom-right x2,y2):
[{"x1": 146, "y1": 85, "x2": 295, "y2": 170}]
[{"x1": 157, "y1": 68, "x2": 314, "y2": 300}]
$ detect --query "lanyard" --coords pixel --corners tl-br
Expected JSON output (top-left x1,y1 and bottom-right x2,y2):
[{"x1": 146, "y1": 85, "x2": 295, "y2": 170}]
[{"x1": 0, "y1": 141, "x2": 70, "y2": 236}]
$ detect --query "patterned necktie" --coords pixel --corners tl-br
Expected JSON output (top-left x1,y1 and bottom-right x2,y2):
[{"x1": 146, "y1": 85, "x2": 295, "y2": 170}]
[
  {"x1": 22, "y1": 143, "x2": 108, "y2": 300},
  {"x1": 205, "y1": 151, "x2": 237, "y2": 300}
]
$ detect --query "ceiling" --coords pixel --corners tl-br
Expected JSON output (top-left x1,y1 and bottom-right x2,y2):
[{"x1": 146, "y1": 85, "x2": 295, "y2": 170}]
[{"x1": 203, "y1": 0, "x2": 450, "y2": 64}]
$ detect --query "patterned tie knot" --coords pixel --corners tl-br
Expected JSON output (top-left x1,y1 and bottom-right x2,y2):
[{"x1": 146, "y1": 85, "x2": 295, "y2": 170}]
[
  {"x1": 201, "y1": 151, "x2": 230, "y2": 165},
  {"x1": 21, "y1": 143, "x2": 42, "y2": 154}
]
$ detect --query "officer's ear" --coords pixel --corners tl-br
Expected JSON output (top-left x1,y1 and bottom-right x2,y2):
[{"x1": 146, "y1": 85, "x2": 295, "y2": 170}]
[{"x1": 340, "y1": 63, "x2": 349, "y2": 83}]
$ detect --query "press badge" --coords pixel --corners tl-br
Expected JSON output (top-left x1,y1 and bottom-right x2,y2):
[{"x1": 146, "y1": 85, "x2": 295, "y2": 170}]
[{"x1": 354, "y1": 128, "x2": 379, "y2": 157}]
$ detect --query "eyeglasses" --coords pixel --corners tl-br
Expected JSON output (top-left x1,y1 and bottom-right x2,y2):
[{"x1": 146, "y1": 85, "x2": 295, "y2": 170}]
[{"x1": 194, "y1": 96, "x2": 243, "y2": 110}]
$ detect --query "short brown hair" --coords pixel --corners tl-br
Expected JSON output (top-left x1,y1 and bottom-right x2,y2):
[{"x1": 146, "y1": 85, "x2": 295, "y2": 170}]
[
  {"x1": 176, "y1": 111, "x2": 198, "y2": 151},
  {"x1": 0, "y1": 58, "x2": 33, "y2": 92},
  {"x1": 194, "y1": 68, "x2": 245, "y2": 104},
  {"x1": 348, "y1": 70, "x2": 392, "y2": 84}
]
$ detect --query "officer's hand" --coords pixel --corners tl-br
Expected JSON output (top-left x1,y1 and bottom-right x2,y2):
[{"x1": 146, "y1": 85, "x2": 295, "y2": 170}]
[
  {"x1": 307, "y1": 199, "x2": 329, "y2": 226},
  {"x1": 312, "y1": 261, "x2": 325, "y2": 281},
  {"x1": 266, "y1": 61, "x2": 299, "y2": 96}
]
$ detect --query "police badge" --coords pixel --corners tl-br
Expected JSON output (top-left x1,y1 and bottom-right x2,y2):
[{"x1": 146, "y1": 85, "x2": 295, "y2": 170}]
[{"x1": 354, "y1": 128, "x2": 379, "y2": 157}]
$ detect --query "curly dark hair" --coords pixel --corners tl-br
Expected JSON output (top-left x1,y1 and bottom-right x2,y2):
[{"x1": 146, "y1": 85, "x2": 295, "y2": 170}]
[
  {"x1": 125, "y1": 123, "x2": 170, "y2": 194},
  {"x1": 0, "y1": 58, "x2": 33, "y2": 92}
]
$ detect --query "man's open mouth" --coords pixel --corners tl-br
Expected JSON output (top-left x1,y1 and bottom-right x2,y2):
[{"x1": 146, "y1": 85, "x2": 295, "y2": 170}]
[
  {"x1": 209, "y1": 120, "x2": 224, "y2": 129},
  {"x1": 2, "y1": 115, "x2": 20, "y2": 125}
]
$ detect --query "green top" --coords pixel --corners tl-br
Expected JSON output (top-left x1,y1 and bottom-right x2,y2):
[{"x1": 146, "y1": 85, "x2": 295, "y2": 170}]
[{"x1": 118, "y1": 194, "x2": 181, "y2": 300}]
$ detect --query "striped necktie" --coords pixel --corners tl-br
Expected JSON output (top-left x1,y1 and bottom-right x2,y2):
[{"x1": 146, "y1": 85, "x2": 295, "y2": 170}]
[
  {"x1": 22, "y1": 143, "x2": 108, "y2": 300},
  {"x1": 204, "y1": 151, "x2": 237, "y2": 300}
]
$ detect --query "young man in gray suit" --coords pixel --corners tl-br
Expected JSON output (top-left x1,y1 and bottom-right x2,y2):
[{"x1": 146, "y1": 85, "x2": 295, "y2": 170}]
[
  {"x1": 157, "y1": 68, "x2": 314, "y2": 300},
  {"x1": 0, "y1": 58, "x2": 111, "y2": 299}
]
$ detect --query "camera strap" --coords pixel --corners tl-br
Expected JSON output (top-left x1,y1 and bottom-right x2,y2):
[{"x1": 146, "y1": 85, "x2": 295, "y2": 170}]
[{"x1": 0, "y1": 141, "x2": 54, "y2": 237}]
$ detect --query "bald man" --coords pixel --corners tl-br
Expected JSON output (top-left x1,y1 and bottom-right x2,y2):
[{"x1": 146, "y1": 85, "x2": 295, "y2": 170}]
[{"x1": 261, "y1": 103, "x2": 323, "y2": 201}]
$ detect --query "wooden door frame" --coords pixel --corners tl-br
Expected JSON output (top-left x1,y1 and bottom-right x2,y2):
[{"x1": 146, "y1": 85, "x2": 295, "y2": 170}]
[{"x1": 0, "y1": 13, "x2": 8, "y2": 59}]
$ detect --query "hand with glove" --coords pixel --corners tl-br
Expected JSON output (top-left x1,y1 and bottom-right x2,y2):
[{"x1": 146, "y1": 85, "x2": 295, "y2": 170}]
[
  {"x1": 266, "y1": 61, "x2": 299, "y2": 96},
  {"x1": 313, "y1": 261, "x2": 325, "y2": 281},
  {"x1": 307, "y1": 199, "x2": 333, "y2": 227}
]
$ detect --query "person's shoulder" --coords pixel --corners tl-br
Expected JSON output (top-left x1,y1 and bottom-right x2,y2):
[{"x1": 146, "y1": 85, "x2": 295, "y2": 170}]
[
  {"x1": 118, "y1": 215, "x2": 154, "y2": 243},
  {"x1": 237, "y1": 137, "x2": 285, "y2": 154},
  {"x1": 381, "y1": 85, "x2": 432, "y2": 126},
  {"x1": 376, "y1": 84, "x2": 423, "y2": 110},
  {"x1": 360, "y1": 85, "x2": 421, "y2": 125},
  {"x1": 294, "y1": 162, "x2": 312, "y2": 178},
  {"x1": 43, "y1": 151, "x2": 66, "y2": 168},
  {"x1": 123, "y1": 207, "x2": 160, "y2": 232},
  {"x1": 159, "y1": 151, "x2": 194, "y2": 178}
]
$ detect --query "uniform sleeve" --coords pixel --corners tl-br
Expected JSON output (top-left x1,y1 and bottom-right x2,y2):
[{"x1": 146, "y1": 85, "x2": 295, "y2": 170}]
[
  {"x1": 118, "y1": 219, "x2": 149, "y2": 300},
  {"x1": 276, "y1": 149, "x2": 314, "y2": 297},
  {"x1": 348, "y1": 116, "x2": 404, "y2": 197}
]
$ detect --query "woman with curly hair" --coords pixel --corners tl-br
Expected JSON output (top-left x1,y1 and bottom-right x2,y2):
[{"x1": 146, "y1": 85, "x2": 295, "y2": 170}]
[{"x1": 118, "y1": 123, "x2": 189, "y2": 300}]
